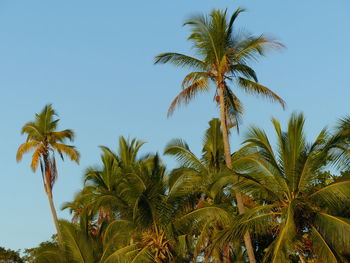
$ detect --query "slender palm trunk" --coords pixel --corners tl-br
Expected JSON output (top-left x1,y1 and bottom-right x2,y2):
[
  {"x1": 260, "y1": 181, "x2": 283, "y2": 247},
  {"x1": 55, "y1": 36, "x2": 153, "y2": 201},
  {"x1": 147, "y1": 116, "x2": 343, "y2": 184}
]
[
  {"x1": 46, "y1": 188, "x2": 63, "y2": 245},
  {"x1": 43, "y1": 153, "x2": 63, "y2": 245},
  {"x1": 218, "y1": 82, "x2": 256, "y2": 263}
]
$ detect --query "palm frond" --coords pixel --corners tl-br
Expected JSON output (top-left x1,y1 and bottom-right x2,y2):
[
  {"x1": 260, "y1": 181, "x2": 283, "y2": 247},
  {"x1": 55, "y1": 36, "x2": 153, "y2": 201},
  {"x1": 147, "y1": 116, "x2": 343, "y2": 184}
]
[
  {"x1": 227, "y1": 8, "x2": 246, "y2": 39},
  {"x1": 16, "y1": 141, "x2": 40, "y2": 162},
  {"x1": 234, "y1": 35, "x2": 283, "y2": 63},
  {"x1": 238, "y1": 77, "x2": 285, "y2": 108},
  {"x1": 230, "y1": 64, "x2": 257, "y2": 82},
  {"x1": 154, "y1": 52, "x2": 206, "y2": 70},
  {"x1": 50, "y1": 129, "x2": 75, "y2": 143},
  {"x1": 31, "y1": 145, "x2": 45, "y2": 171},
  {"x1": 21, "y1": 122, "x2": 43, "y2": 141},
  {"x1": 266, "y1": 204, "x2": 296, "y2": 263},
  {"x1": 309, "y1": 180, "x2": 350, "y2": 209},
  {"x1": 167, "y1": 77, "x2": 210, "y2": 117},
  {"x1": 310, "y1": 225, "x2": 339, "y2": 263},
  {"x1": 314, "y1": 212, "x2": 350, "y2": 250},
  {"x1": 52, "y1": 143, "x2": 80, "y2": 163},
  {"x1": 60, "y1": 220, "x2": 94, "y2": 263},
  {"x1": 164, "y1": 139, "x2": 207, "y2": 171}
]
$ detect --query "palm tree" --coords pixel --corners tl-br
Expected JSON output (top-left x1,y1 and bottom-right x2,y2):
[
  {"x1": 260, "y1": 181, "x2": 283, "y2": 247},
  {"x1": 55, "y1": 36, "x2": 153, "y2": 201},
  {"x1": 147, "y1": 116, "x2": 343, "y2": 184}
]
[
  {"x1": 64, "y1": 137, "x2": 190, "y2": 262},
  {"x1": 165, "y1": 118, "x2": 249, "y2": 261},
  {"x1": 62, "y1": 136, "x2": 149, "y2": 228},
  {"x1": 155, "y1": 8, "x2": 285, "y2": 262},
  {"x1": 16, "y1": 104, "x2": 80, "y2": 245},
  {"x1": 217, "y1": 113, "x2": 350, "y2": 262}
]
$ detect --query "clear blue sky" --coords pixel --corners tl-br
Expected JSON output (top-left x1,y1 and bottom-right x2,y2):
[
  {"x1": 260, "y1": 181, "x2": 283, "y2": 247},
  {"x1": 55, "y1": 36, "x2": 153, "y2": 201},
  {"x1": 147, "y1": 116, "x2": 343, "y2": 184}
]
[{"x1": 1, "y1": 0, "x2": 349, "y2": 251}]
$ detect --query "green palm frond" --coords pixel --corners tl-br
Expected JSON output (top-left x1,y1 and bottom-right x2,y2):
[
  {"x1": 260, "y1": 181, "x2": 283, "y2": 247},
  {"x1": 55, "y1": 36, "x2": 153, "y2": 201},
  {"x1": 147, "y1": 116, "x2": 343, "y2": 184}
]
[
  {"x1": 238, "y1": 77, "x2": 285, "y2": 108},
  {"x1": 314, "y1": 213, "x2": 350, "y2": 250},
  {"x1": 118, "y1": 136, "x2": 146, "y2": 166},
  {"x1": 216, "y1": 204, "x2": 278, "y2": 248},
  {"x1": 329, "y1": 116, "x2": 350, "y2": 169},
  {"x1": 52, "y1": 143, "x2": 80, "y2": 163},
  {"x1": 60, "y1": 220, "x2": 95, "y2": 263},
  {"x1": 168, "y1": 77, "x2": 210, "y2": 117},
  {"x1": 267, "y1": 204, "x2": 297, "y2": 263},
  {"x1": 100, "y1": 220, "x2": 134, "y2": 262},
  {"x1": 227, "y1": 8, "x2": 246, "y2": 39},
  {"x1": 233, "y1": 35, "x2": 283, "y2": 63},
  {"x1": 181, "y1": 71, "x2": 210, "y2": 88},
  {"x1": 167, "y1": 168, "x2": 203, "y2": 198},
  {"x1": 154, "y1": 53, "x2": 206, "y2": 70},
  {"x1": 49, "y1": 129, "x2": 75, "y2": 143},
  {"x1": 34, "y1": 249, "x2": 66, "y2": 263},
  {"x1": 164, "y1": 139, "x2": 207, "y2": 171},
  {"x1": 310, "y1": 226, "x2": 339, "y2": 263},
  {"x1": 230, "y1": 64, "x2": 258, "y2": 82},
  {"x1": 174, "y1": 206, "x2": 230, "y2": 234},
  {"x1": 102, "y1": 244, "x2": 140, "y2": 263},
  {"x1": 21, "y1": 122, "x2": 43, "y2": 141},
  {"x1": 309, "y1": 180, "x2": 350, "y2": 209}
]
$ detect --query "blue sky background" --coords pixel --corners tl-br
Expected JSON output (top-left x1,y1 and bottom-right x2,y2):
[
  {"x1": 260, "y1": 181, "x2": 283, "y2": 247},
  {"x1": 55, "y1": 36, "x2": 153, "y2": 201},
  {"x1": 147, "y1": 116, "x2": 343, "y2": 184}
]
[{"x1": 1, "y1": 0, "x2": 349, "y2": 251}]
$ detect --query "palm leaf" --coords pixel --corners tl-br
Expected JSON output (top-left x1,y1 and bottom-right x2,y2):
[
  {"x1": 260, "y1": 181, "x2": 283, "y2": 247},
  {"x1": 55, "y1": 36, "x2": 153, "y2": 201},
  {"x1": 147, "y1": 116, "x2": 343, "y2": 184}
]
[
  {"x1": 16, "y1": 141, "x2": 40, "y2": 162},
  {"x1": 238, "y1": 77, "x2": 285, "y2": 108},
  {"x1": 154, "y1": 52, "x2": 206, "y2": 70},
  {"x1": 52, "y1": 143, "x2": 80, "y2": 163},
  {"x1": 167, "y1": 77, "x2": 210, "y2": 117}
]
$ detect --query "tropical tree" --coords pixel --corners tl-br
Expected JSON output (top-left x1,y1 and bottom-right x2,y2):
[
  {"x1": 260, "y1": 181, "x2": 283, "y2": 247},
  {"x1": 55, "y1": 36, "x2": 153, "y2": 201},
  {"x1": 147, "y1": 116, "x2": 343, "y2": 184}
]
[
  {"x1": 155, "y1": 8, "x2": 285, "y2": 262},
  {"x1": 64, "y1": 137, "x2": 192, "y2": 262},
  {"x1": 165, "y1": 118, "x2": 247, "y2": 262},
  {"x1": 217, "y1": 113, "x2": 350, "y2": 262},
  {"x1": 0, "y1": 247, "x2": 24, "y2": 263},
  {"x1": 16, "y1": 104, "x2": 80, "y2": 244},
  {"x1": 62, "y1": 136, "x2": 148, "y2": 229},
  {"x1": 22, "y1": 235, "x2": 60, "y2": 263}
]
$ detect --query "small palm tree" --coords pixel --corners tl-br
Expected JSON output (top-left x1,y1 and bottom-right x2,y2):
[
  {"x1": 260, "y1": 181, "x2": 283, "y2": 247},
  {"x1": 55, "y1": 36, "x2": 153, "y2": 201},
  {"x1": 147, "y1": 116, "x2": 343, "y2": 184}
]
[
  {"x1": 218, "y1": 113, "x2": 350, "y2": 262},
  {"x1": 16, "y1": 104, "x2": 80, "y2": 244},
  {"x1": 155, "y1": 8, "x2": 285, "y2": 262},
  {"x1": 63, "y1": 136, "x2": 148, "y2": 227}
]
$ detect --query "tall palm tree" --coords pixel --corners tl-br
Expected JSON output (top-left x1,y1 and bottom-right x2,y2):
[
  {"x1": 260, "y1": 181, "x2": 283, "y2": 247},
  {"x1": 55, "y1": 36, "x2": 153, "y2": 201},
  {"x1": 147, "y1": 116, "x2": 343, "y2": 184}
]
[
  {"x1": 155, "y1": 8, "x2": 285, "y2": 262},
  {"x1": 217, "y1": 113, "x2": 350, "y2": 262},
  {"x1": 16, "y1": 104, "x2": 80, "y2": 244}
]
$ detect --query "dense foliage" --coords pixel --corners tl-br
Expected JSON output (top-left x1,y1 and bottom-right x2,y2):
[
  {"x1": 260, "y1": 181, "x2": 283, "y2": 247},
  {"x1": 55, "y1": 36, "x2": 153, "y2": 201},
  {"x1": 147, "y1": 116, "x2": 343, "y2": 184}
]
[
  {"x1": 0, "y1": 247, "x2": 23, "y2": 263},
  {"x1": 18, "y1": 114, "x2": 350, "y2": 263},
  {"x1": 12, "y1": 7, "x2": 350, "y2": 263}
]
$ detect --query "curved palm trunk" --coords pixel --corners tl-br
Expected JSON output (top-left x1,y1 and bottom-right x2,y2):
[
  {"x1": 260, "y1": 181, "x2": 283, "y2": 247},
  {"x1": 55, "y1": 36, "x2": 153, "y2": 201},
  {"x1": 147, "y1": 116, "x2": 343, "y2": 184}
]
[
  {"x1": 43, "y1": 154, "x2": 63, "y2": 245},
  {"x1": 46, "y1": 188, "x2": 63, "y2": 245},
  {"x1": 218, "y1": 83, "x2": 256, "y2": 263}
]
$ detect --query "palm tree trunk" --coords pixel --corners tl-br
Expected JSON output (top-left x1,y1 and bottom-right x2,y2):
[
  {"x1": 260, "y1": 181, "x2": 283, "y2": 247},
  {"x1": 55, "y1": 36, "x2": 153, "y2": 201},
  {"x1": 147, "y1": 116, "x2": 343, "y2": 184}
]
[
  {"x1": 218, "y1": 83, "x2": 256, "y2": 263},
  {"x1": 46, "y1": 188, "x2": 64, "y2": 245},
  {"x1": 43, "y1": 153, "x2": 63, "y2": 245}
]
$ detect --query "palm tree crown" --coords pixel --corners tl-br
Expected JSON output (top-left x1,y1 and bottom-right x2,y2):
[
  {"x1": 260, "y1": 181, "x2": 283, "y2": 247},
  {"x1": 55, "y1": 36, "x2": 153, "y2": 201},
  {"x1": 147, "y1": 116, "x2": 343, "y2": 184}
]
[
  {"x1": 17, "y1": 104, "x2": 79, "y2": 189},
  {"x1": 155, "y1": 8, "x2": 285, "y2": 125},
  {"x1": 222, "y1": 113, "x2": 350, "y2": 262}
]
